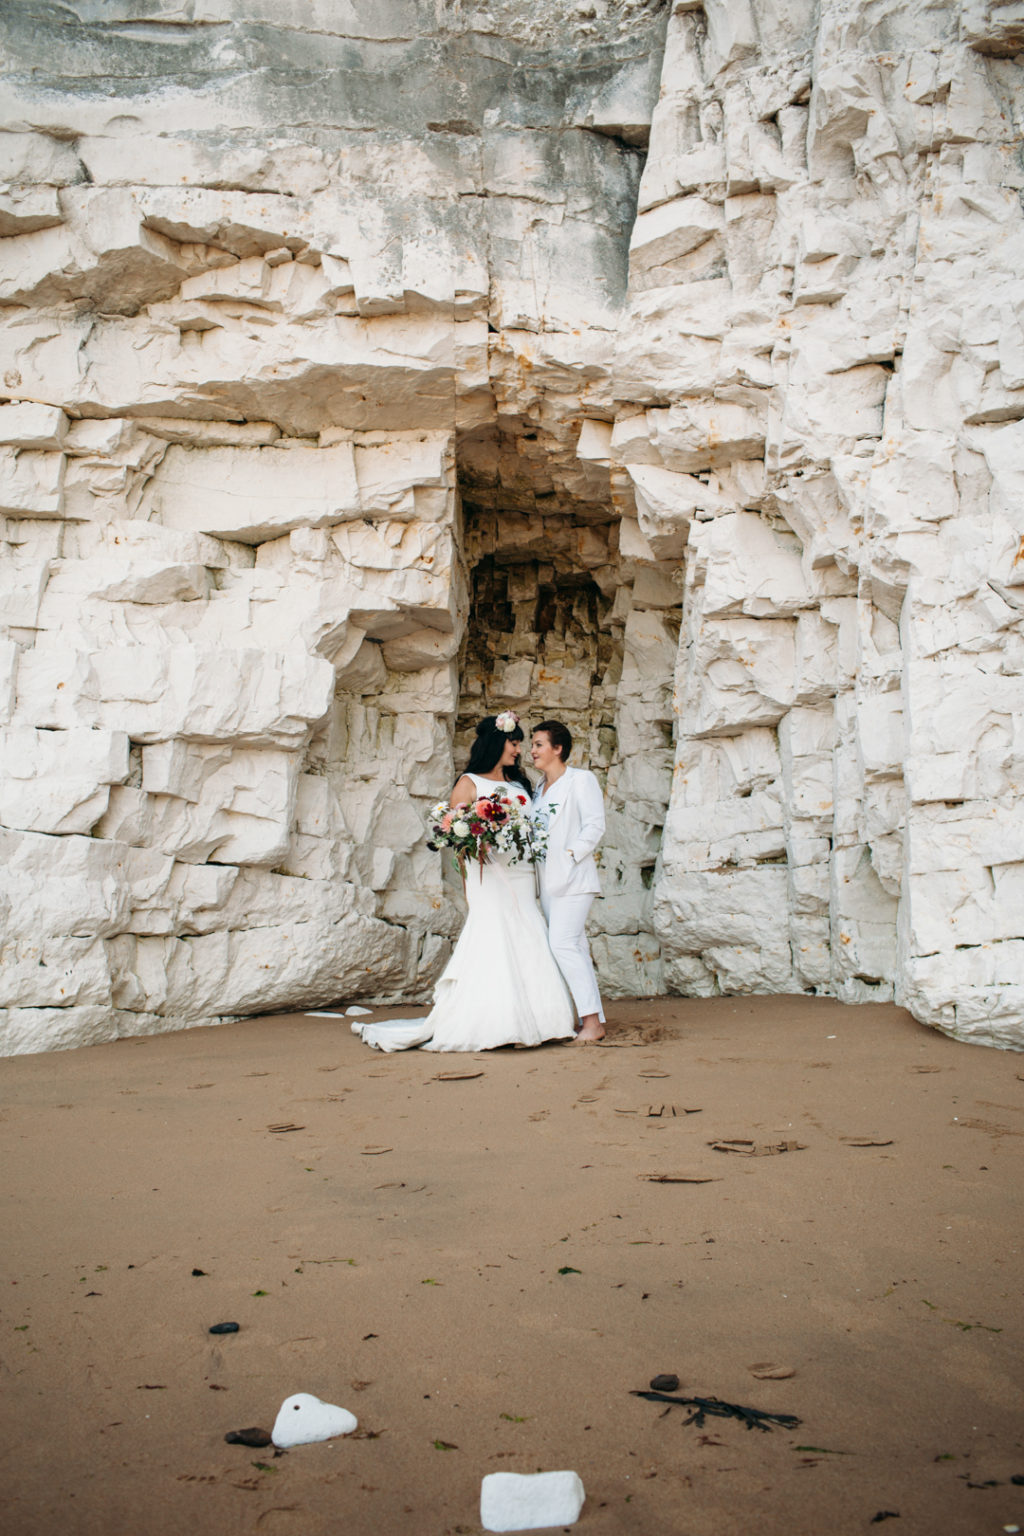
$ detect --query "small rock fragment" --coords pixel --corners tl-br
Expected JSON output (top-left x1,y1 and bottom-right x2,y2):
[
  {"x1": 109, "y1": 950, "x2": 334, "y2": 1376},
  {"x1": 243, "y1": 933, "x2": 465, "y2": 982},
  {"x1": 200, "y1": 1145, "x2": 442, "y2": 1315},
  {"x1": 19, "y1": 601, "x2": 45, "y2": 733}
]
[
  {"x1": 225, "y1": 1427, "x2": 272, "y2": 1448},
  {"x1": 748, "y1": 1362, "x2": 795, "y2": 1380},
  {"x1": 209, "y1": 1321, "x2": 240, "y2": 1335},
  {"x1": 650, "y1": 1373, "x2": 680, "y2": 1392},
  {"x1": 271, "y1": 1392, "x2": 357, "y2": 1448},
  {"x1": 481, "y1": 1470, "x2": 585, "y2": 1533}
]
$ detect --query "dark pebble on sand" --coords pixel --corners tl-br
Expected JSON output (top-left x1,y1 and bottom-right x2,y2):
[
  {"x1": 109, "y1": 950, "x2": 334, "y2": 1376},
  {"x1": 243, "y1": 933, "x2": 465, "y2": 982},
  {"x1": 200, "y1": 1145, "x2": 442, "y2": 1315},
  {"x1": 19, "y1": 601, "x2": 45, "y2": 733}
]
[
  {"x1": 649, "y1": 1373, "x2": 680, "y2": 1393},
  {"x1": 225, "y1": 1427, "x2": 273, "y2": 1448},
  {"x1": 209, "y1": 1321, "x2": 240, "y2": 1334}
]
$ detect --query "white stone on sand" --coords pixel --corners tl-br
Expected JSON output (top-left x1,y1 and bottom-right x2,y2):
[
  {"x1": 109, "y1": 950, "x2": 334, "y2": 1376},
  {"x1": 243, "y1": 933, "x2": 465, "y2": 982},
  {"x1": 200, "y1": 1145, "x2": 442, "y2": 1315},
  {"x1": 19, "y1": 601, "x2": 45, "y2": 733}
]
[
  {"x1": 480, "y1": 1470, "x2": 586, "y2": 1533},
  {"x1": 270, "y1": 1393, "x2": 357, "y2": 1449}
]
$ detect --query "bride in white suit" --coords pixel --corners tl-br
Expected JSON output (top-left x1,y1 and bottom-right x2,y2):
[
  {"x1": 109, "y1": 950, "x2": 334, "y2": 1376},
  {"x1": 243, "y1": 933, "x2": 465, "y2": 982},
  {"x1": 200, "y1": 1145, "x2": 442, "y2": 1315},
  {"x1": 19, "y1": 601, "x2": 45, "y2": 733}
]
[{"x1": 530, "y1": 719, "x2": 606, "y2": 1042}]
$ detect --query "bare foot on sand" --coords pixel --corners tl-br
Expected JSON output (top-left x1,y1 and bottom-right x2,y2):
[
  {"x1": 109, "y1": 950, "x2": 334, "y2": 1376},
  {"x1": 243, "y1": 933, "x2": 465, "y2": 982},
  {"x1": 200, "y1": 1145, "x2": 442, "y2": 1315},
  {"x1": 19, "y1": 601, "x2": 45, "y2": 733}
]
[{"x1": 575, "y1": 1015, "x2": 606, "y2": 1043}]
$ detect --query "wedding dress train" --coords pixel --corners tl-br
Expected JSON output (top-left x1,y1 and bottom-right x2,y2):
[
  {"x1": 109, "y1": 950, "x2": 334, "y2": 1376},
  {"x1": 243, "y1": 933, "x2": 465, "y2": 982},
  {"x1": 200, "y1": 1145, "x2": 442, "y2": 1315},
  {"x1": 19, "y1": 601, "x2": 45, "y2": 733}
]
[{"x1": 353, "y1": 776, "x2": 575, "y2": 1053}]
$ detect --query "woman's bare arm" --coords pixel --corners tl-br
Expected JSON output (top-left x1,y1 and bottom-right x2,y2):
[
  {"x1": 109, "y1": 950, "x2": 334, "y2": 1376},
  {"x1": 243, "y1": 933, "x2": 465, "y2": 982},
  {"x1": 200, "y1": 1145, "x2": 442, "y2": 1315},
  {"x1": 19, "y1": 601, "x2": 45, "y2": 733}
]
[{"x1": 450, "y1": 774, "x2": 476, "y2": 807}]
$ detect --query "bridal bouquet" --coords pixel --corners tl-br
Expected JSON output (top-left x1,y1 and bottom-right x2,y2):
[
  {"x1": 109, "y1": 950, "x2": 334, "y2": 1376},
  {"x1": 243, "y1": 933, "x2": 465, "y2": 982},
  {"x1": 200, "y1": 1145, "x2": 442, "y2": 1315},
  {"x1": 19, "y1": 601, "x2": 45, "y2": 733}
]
[{"x1": 426, "y1": 789, "x2": 548, "y2": 872}]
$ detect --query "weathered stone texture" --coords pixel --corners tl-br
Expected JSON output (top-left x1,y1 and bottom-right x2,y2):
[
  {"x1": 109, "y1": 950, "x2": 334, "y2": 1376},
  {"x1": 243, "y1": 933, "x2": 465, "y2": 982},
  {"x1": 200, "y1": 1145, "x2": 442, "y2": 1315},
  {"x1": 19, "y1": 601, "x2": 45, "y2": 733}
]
[
  {"x1": 630, "y1": 0, "x2": 1024, "y2": 1050},
  {"x1": 0, "y1": 0, "x2": 1022, "y2": 1051}
]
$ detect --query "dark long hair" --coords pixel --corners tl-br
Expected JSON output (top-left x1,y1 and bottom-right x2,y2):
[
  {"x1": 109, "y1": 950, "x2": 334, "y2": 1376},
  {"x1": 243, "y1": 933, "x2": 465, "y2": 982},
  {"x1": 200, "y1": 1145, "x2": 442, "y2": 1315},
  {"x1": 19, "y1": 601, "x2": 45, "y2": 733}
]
[{"x1": 464, "y1": 716, "x2": 533, "y2": 794}]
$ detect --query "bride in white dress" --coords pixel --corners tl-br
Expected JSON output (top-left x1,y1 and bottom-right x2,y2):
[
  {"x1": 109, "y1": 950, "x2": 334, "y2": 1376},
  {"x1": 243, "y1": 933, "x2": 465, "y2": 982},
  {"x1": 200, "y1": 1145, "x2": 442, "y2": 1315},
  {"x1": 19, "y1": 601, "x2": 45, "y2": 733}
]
[{"x1": 353, "y1": 715, "x2": 576, "y2": 1053}]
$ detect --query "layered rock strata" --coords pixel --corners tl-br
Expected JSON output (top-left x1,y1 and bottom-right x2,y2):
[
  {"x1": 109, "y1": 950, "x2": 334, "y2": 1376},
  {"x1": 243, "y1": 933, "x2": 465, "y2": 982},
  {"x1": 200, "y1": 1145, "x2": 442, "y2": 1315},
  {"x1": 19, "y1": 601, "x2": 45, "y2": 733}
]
[
  {"x1": 630, "y1": 0, "x2": 1024, "y2": 1049},
  {"x1": 0, "y1": 0, "x2": 1022, "y2": 1052},
  {"x1": 0, "y1": 0, "x2": 673, "y2": 1053}
]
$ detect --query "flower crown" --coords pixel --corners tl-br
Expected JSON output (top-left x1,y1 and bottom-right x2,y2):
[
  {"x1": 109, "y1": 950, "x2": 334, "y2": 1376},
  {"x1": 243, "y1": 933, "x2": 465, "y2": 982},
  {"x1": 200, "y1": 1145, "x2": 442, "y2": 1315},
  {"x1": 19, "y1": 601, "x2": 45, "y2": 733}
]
[{"x1": 495, "y1": 710, "x2": 520, "y2": 734}]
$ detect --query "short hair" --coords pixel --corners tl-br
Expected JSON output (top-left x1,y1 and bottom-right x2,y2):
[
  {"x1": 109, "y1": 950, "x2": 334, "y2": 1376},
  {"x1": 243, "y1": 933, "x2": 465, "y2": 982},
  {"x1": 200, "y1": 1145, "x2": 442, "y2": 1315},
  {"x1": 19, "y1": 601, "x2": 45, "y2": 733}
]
[{"x1": 533, "y1": 719, "x2": 572, "y2": 761}]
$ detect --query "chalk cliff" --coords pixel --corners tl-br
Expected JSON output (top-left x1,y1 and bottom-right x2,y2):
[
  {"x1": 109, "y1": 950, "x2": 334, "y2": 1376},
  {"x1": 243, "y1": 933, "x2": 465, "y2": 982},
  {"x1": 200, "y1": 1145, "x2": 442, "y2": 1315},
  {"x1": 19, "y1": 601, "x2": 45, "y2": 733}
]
[{"x1": 0, "y1": 0, "x2": 1021, "y2": 1052}]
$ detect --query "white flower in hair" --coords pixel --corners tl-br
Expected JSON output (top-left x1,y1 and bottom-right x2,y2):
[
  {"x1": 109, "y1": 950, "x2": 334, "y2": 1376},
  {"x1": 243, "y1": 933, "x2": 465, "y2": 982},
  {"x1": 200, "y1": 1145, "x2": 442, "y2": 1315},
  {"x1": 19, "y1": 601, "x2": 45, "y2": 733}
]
[{"x1": 495, "y1": 710, "x2": 519, "y2": 733}]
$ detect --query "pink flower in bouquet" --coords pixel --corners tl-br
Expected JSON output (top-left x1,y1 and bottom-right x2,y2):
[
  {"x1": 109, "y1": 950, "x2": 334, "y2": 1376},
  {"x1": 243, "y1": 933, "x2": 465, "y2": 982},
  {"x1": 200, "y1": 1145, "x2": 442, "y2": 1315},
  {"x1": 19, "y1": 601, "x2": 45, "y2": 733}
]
[{"x1": 441, "y1": 812, "x2": 453, "y2": 831}]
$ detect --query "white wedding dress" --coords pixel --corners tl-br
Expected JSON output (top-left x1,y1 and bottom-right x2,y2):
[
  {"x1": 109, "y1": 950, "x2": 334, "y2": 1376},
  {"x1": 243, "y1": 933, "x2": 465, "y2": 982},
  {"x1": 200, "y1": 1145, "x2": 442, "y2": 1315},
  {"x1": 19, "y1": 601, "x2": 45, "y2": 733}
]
[{"x1": 353, "y1": 773, "x2": 576, "y2": 1052}]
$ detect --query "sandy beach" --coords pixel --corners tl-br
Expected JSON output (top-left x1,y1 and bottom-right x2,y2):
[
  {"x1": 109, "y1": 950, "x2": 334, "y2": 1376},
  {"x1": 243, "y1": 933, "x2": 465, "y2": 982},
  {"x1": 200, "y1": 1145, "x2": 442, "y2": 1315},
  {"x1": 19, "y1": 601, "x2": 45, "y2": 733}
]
[{"x1": 2, "y1": 995, "x2": 1023, "y2": 1536}]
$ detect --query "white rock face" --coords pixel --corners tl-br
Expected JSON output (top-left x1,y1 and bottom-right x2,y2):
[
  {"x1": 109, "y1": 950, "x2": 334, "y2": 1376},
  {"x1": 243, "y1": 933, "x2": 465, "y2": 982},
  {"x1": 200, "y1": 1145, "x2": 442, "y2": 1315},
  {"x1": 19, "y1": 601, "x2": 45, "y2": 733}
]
[
  {"x1": 629, "y1": 0, "x2": 1024, "y2": 1049},
  {"x1": 0, "y1": 0, "x2": 1022, "y2": 1051}
]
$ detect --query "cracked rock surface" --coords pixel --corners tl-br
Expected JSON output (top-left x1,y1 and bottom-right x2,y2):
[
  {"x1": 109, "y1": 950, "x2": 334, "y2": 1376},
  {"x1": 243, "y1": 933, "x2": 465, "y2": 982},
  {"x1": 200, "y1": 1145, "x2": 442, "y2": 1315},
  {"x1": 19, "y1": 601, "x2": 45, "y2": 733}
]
[{"x1": 0, "y1": 0, "x2": 1022, "y2": 1052}]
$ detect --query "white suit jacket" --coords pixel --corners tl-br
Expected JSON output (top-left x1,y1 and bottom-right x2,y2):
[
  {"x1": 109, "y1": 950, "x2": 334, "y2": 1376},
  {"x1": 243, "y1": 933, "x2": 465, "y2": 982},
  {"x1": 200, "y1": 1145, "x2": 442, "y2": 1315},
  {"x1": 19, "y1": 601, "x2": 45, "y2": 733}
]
[{"x1": 535, "y1": 766, "x2": 605, "y2": 899}]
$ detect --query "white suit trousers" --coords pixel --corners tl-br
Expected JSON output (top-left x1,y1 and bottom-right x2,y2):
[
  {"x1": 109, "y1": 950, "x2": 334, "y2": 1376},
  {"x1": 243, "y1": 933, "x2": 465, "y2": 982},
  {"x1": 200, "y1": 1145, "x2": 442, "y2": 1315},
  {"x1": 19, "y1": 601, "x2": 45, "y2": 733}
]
[{"x1": 540, "y1": 889, "x2": 605, "y2": 1023}]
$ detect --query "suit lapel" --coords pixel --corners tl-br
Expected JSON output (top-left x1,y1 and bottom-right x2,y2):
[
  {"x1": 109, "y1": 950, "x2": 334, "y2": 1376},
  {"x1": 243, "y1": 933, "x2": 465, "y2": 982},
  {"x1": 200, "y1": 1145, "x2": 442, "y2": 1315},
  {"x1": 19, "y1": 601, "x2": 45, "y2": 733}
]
[{"x1": 552, "y1": 770, "x2": 574, "y2": 849}]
